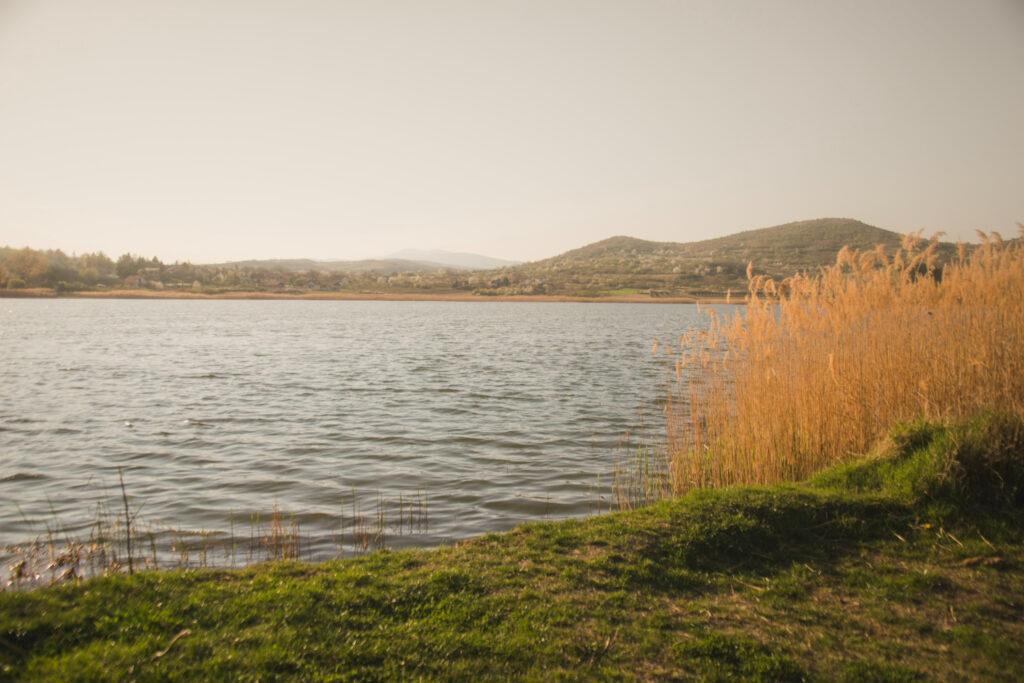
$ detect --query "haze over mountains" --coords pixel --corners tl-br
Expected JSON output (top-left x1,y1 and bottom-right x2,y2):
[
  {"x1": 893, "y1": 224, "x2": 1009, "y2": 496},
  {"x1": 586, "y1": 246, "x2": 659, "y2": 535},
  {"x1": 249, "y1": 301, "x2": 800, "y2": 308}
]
[
  {"x1": 208, "y1": 257, "x2": 450, "y2": 274},
  {"x1": 212, "y1": 249, "x2": 518, "y2": 273},
  {"x1": 387, "y1": 249, "x2": 519, "y2": 270}
]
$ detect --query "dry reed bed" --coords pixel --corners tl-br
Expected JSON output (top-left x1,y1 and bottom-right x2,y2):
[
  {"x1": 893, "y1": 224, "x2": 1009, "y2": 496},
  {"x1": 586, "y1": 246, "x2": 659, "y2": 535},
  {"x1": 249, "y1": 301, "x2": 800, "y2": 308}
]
[{"x1": 668, "y1": 228, "x2": 1024, "y2": 491}]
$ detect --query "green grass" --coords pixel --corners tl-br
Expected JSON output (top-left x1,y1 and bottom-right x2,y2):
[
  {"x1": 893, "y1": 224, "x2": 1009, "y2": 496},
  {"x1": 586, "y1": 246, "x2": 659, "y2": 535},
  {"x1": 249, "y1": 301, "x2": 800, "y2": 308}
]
[{"x1": 2, "y1": 414, "x2": 1022, "y2": 681}]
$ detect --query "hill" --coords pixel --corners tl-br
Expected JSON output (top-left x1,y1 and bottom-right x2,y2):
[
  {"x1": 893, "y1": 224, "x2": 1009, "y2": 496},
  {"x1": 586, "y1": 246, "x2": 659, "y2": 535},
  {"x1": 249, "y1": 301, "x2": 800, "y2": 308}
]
[{"x1": 483, "y1": 218, "x2": 956, "y2": 297}]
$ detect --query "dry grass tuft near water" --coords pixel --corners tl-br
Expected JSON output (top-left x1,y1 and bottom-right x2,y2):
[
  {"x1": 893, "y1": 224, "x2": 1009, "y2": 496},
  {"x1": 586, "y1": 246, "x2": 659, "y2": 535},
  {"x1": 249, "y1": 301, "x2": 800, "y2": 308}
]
[
  {"x1": 5, "y1": 413, "x2": 1024, "y2": 680},
  {"x1": 668, "y1": 227, "x2": 1024, "y2": 491},
  {"x1": 3, "y1": 489, "x2": 429, "y2": 590}
]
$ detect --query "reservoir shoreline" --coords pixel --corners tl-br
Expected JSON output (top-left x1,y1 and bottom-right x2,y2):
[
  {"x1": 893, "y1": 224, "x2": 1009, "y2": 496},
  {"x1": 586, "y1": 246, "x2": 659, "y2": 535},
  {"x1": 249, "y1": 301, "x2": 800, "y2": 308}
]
[{"x1": 1, "y1": 287, "x2": 731, "y2": 304}]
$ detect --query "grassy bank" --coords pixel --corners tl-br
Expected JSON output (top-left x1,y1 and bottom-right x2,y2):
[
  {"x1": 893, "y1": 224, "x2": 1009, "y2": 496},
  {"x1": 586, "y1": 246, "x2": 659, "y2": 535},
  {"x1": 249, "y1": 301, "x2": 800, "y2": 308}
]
[{"x1": 3, "y1": 414, "x2": 1022, "y2": 681}]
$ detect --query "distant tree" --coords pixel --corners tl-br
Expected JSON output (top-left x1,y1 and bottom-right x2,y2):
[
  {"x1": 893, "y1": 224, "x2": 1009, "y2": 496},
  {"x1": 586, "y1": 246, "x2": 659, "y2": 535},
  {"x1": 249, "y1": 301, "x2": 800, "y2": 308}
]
[
  {"x1": 6, "y1": 248, "x2": 49, "y2": 285},
  {"x1": 73, "y1": 252, "x2": 113, "y2": 285},
  {"x1": 43, "y1": 250, "x2": 78, "y2": 286},
  {"x1": 77, "y1": 266, "x2": 99, "y2": 285},
  {"x1": 116, "y1": 253, "x2": 143, "y2": 279},
  {"x1": 79, "y1": 252, "x2": 115, "y2": 279}
]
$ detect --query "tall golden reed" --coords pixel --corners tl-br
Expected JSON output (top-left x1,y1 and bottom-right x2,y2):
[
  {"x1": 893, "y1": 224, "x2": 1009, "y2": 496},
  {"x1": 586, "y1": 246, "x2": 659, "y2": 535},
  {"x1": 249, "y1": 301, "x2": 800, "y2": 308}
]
[{"x1": 668, "y1": 227, "x2": 1024, "y2": 492}]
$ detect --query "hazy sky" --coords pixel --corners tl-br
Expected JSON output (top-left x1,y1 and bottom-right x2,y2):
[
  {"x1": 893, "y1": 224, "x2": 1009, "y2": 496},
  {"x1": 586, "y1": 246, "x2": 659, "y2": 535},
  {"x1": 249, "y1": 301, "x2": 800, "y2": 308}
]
[{"x1": 1, "y1": 1, "x2": 1022, "y2": 263}]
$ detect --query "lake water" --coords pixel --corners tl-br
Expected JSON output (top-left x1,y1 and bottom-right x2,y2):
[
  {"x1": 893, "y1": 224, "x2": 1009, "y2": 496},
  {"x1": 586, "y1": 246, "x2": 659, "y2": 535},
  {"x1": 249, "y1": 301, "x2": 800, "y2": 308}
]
[{"x1": 0, "y1": 299, "x2": 712, "y2": 566}]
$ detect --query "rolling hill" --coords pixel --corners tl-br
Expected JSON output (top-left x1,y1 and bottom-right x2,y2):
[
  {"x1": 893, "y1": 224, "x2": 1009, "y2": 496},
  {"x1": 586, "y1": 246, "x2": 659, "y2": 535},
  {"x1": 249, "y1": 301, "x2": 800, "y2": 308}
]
[
  {"x1": 482, "y1": 218, "x2": 956, "y2": 297},
  {"x1": 1, "y1": 217, "x2": 966, "y2": 298}
]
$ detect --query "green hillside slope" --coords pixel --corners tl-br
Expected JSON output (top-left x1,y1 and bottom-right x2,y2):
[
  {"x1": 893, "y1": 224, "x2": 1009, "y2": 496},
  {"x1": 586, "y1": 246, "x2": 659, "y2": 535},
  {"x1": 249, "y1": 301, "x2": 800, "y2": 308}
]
[{"x1": 487, "y1": 218, "x2": 954, "y2": 297}]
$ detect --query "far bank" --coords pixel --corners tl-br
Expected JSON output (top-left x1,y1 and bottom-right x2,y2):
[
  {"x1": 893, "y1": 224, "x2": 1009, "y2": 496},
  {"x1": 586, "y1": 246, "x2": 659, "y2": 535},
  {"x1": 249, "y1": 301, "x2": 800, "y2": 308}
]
[{"x1": 0, "y1": 288, "x2": 732, "y2": 304}]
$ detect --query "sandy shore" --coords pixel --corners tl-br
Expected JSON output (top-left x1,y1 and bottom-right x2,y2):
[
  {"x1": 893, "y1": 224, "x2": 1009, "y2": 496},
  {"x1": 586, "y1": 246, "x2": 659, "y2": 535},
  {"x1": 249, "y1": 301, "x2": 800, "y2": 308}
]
[{"x1": 2, "y1": 288, "x2": 730, "y2": 304}]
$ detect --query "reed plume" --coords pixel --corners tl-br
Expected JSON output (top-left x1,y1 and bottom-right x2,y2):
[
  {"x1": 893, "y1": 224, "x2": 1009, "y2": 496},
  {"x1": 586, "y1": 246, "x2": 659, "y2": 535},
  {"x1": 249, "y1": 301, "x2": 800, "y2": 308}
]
[{"x1": 668, "y1": 226, "x2": 1024, "y2": 491}]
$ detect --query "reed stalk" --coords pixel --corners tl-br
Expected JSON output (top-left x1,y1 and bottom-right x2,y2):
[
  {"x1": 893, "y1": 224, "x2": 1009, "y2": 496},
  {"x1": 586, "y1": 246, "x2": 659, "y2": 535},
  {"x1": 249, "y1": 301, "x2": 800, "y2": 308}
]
[{"x1": 668, "y1": 227, "x2": 1024, "y2": 491}]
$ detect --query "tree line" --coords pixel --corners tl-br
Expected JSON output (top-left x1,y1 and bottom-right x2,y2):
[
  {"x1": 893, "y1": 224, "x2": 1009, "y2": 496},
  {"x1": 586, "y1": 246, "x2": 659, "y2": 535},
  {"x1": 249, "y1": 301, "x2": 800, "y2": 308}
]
[{"x1": 0, "y1": 246, "x2": 501, "y2": 294}]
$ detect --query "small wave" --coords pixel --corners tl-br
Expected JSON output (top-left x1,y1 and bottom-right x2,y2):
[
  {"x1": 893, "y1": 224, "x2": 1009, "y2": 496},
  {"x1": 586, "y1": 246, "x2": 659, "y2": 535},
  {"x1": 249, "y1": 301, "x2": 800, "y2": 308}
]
[
  {"x1": 0, "y1": 472, "x2": 48, "y2": 483},
  {"x1": 431, "y1": 406, "x2": 473, "y2": 416}
]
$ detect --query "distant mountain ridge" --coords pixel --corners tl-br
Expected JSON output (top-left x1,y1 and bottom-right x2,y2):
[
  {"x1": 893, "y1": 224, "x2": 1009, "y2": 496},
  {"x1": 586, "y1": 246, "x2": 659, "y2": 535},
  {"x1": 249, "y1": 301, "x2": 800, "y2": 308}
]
[
  {"x1": 199, "y1": 218, "x2": 959, "y2": 297},
  {"x1": 387, "y1": 249, "x2": 519, "y2": 270},
  {"x1": 211, "y1": 250, "x2": 516, "y2": 274},
  {"x1": 206, "y1": 257, "x2": 454, "y2": 274},
  {"x1": 1, "y1": 217, "x2": 969, "y2": 298}
]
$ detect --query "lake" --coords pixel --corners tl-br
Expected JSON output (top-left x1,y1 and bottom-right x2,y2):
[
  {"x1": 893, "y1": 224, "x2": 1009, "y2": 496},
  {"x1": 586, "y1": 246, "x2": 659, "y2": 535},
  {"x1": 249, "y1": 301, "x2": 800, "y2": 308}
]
[{"x1": 0, "y1": 299, "x2": 713, "y2": 567}]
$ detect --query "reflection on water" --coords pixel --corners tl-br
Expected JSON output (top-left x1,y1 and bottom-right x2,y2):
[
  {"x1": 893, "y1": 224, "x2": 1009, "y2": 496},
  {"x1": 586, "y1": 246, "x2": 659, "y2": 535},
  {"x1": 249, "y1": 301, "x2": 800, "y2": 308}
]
[{"x1": 0, "y1": 299, "x2": 714, "y2": 568}]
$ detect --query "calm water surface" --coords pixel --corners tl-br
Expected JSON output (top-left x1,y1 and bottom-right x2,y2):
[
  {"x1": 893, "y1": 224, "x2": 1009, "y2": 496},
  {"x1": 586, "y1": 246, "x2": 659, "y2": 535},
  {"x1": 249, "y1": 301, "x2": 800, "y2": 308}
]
[{"x1": 0, "y1": 299, "x2": 711, "y2": 561}]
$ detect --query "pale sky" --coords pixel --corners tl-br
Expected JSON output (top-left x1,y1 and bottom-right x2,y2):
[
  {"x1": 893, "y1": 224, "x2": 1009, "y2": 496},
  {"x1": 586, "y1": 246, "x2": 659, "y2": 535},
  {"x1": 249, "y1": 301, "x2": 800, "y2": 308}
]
[{"x1": 1, "y1": 0, "x2": 1022, "y2": 263}]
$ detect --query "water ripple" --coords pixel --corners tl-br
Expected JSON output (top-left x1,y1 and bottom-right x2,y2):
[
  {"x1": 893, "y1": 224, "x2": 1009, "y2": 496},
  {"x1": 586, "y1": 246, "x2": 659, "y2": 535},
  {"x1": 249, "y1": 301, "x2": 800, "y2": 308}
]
[{"x1": 0, "y1": 299, "x2": 718, "y2": 557}]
